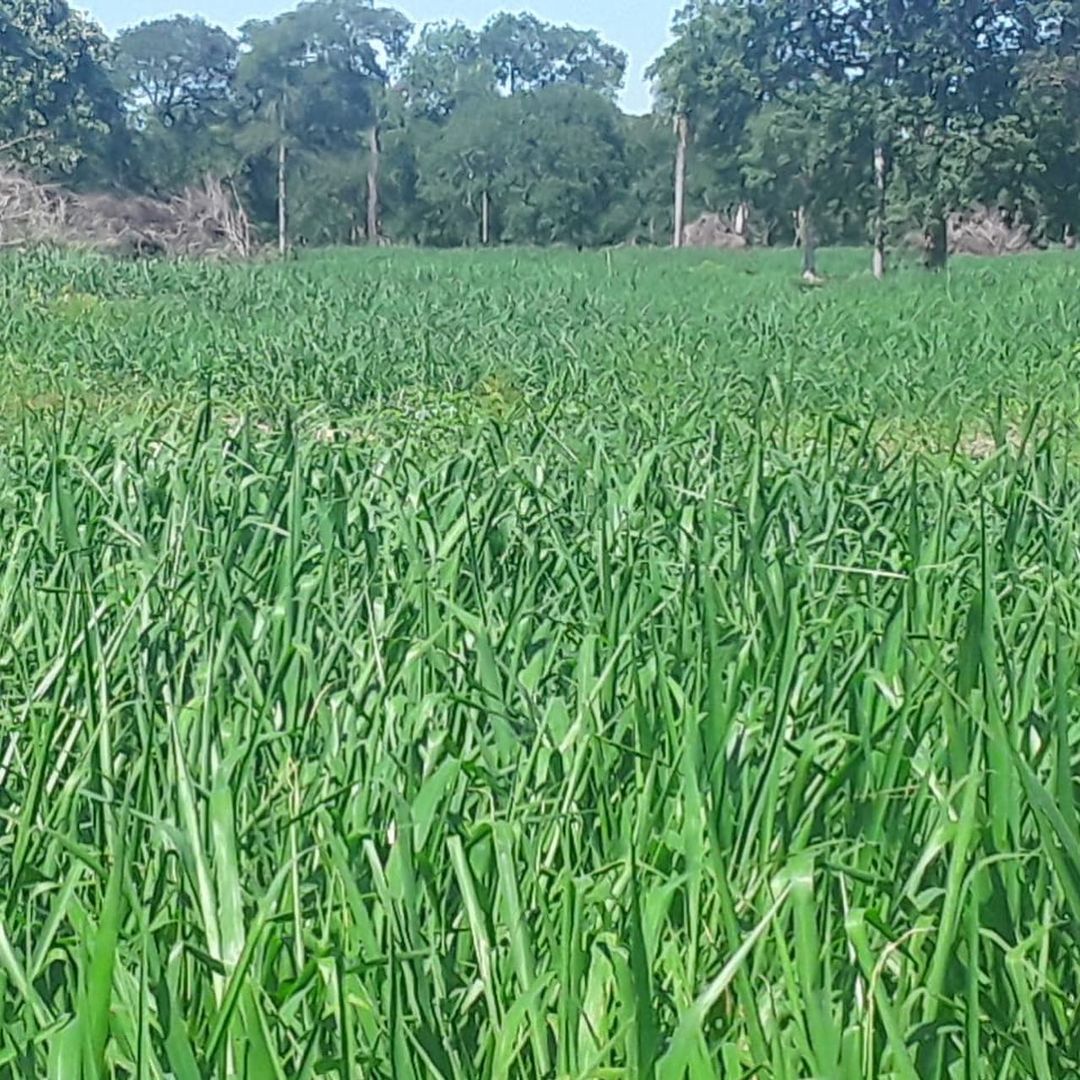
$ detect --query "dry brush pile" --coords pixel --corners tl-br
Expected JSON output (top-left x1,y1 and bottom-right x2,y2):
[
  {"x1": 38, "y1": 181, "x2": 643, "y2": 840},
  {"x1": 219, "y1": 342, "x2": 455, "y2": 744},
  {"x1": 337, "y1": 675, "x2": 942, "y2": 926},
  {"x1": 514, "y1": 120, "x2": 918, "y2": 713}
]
[
  {"x1": 947, "y1": 204, "x2": 1042, "y2": 256},
  {"x1": 0, "y1": 169, "x2": 252, "y2": 258},
  {"x1": 681, "y1": 210, "x2": 751, "y2": 249}
]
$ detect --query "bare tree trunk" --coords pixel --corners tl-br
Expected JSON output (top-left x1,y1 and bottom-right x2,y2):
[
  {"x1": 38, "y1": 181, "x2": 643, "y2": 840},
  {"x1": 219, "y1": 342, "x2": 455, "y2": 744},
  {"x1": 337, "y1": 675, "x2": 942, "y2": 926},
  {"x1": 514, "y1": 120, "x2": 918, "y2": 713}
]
[
  {"x1": 672, "y1": 112, "x2": 688, "y2": 248},
  {"x1": 734, "y1": 200, "x2": 749, "y2": 240},
  {"x1": 481, "y1": 189, "x2": 490, "y2": 246},
  {"x1": 873, "y1": 144, "x2": 887, "y2": 279},
  {"x1": 277, "y1": 139, "x2": 287, "y2": 258},
  {"x1": 925, "y1": 214, "x2": 947, "y2": 269},
  {"x1": 798, "y1": 204, "x2": 817, "y2": 279},
  {"x1": 366, "y1": 123, "x2": 381, "y2": 245}
]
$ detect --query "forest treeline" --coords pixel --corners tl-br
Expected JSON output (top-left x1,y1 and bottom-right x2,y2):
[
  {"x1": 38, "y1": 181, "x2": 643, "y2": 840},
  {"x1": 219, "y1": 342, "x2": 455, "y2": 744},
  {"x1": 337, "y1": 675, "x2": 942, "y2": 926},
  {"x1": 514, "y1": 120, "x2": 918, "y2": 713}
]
[{"x1": 2, "y1": 0, "x2": 1078, "y2": 258}]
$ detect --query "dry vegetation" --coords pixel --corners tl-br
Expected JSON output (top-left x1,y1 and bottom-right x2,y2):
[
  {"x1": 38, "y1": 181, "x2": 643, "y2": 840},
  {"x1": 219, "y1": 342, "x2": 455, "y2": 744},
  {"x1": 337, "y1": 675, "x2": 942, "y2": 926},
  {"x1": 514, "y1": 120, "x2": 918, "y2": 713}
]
[
  {"x1": 0, "y1": 169, "x2": 252, "y2": 257},
  {"x1": 679, "y1": 205, "x2": 1044, "y2": 257},
  {"x1": 681, "y1": 210, "x2": 751, "y2": 249},
  {"x1": 947, "y1": 204, "x2": 1042, "y2": 255},
  {"x1": 0, "y1": 166, "x2": 1057, "y2": 264}
]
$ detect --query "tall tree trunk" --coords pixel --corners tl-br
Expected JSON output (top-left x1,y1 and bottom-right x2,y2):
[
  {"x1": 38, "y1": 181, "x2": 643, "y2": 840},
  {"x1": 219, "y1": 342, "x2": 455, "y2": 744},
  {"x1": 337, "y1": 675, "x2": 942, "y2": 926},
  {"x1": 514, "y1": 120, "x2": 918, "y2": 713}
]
[
  {"x1": 734, "y1": 200, "x2": 749, "y2": 240},
  {"x1": 798, "y1": 204, "x2": 817, "y2": 279},
  {"x1": 366, "y1": 123, "x2": 381, "y2": 245},
  {"x1": 873, "y1": 143, "x2": 887, "y2": 279},
  {"x1": 672, "y1": 112, "x2": 688, "y2": 248},
  {"x1": 277, "y1": 138, "x2": 287, "y2": 258},
  {"x1": 925, "y1": 214, "x2": 947, "y2": 269},
  {"x1": 481, "y1": 188, "x2": 490, "y2": 246}
]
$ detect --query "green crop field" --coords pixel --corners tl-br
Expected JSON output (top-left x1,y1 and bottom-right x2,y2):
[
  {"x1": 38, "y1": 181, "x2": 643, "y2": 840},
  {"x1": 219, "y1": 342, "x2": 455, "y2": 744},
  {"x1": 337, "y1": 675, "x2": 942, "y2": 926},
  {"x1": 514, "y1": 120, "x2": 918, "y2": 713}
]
[{"x1": 2, "y1": 246, "x2": 1080, "y2": 1078}]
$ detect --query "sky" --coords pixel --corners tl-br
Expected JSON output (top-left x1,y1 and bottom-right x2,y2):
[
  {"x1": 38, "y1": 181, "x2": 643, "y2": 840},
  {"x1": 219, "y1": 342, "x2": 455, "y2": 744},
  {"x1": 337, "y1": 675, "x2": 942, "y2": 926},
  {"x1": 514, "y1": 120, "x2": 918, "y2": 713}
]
[{"x1": 80, "y1": 0, "x2": 674, "y2": 114}]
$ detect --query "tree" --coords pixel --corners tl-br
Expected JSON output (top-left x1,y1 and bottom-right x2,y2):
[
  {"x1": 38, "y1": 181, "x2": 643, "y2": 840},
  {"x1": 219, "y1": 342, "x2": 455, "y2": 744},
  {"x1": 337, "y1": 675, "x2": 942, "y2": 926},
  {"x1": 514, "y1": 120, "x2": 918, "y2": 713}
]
[
  {"x1": 617, "y1": 114, "x2": 678, "y2": 244},
  {"x1": 1018, "y1": 0, "x2": 1080, "y2": 55},
  {"x1": 496, "y1": 84, "x2": 630, "y2": 245},
  {"x1": 648, "y1": 0, "x2": 1059, "y2": 270},
  {"x1": 234, "y1": 13, "x2": 302, "y2": 253},
  {"x1": 743, "y1": 86, "x2": 845, "y2": 277},
  {"x1": 647, "y1": 2, "x2": 781, "y2": 247},
  {"x1": 399, "y1": 21, "x2": 495, "y2": 122},
  {"x1": 234, "y1": 0, "x2": 411, "y2": 251},
  {"x1": 0, "y1": 0, "x2": 122, "y2": 175},
  {"x1": 1016, "y1": 53, "x2": 1080, "y2": 240},
  {"x1": 412, "y1": 94, "x2": 511, "y2": 245},
  {"x1": 855, "y1": 0, "x2": 1025, "y2": 268},
  {"x1": 115, "y1": 17, "x2": 236, "y2": 126},
  {"x1": 9, "y1": 0, "x2": 1077, "y2": 259},
  {"x1": 410, "y1": 83, "x2": 633, "y2": 248},
  {"x1": 480, "y1": 13, "x2": 626, "y2": 97},
  {"x1": 114, "y1": 17, "x2": 238, "y2": 194},
  {"x1": 1007, "y1": 2, "x2": 1080, "y2": 240}
]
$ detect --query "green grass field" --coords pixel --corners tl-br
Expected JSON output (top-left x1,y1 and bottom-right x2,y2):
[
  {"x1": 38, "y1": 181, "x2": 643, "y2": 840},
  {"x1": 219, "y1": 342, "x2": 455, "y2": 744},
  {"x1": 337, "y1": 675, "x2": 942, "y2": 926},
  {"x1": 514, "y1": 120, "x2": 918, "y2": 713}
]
[{"x1": 2, "y1": 246, "x2": 1080, "y2": 1078}]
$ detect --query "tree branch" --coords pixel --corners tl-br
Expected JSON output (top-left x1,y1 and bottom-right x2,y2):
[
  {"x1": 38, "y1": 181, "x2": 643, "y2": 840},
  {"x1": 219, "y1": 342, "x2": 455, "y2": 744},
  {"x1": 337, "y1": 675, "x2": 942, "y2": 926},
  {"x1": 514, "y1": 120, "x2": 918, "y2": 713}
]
[{"x1": 0, "y1": 133, "x2": 44, "y2": 157}]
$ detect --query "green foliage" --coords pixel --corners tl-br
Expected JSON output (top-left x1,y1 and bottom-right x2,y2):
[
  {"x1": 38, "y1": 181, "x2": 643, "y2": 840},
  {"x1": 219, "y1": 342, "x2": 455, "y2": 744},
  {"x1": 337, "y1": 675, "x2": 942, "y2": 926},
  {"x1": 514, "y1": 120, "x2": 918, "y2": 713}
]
[
  {"x1": 1015, "y1": 53, "x2": 1080, "y2": 238},
  {"x1": 114, "y1": 16, "x2": 236, "y2": 125},
  {"x1": 408, "y1": 94, "x2": 509, "y2": 244},
  {"x1": 866, "y1": 1, "x2": 1023, "y2": 232},
  {"x1": 3, "y1": 0, "x2": 1080, "y2": 248},
  {"x1": 231, "y1": 0, "x2": 411, "y2": 241},
  {"x1": 3, "y1": 247, "x2": 1080, "y2": 1075},
  {"x1": 615, "y1": 114, "x2": 676, "y2": 243},
  {"x1": 113, "y1": 17, "x2": 238, "y2": 194},
  {"x1": 0, "y1": 0, "x2": 122, "y2": 174},
  {"x1": 646, "y1": 1, "x2": 764, "y2": 195},
  {"x1": 403, "y1": 85, "x2": 637, "y2": 248},
  {"x1": 235, "y1": 0, "x2": 410, "y2": 151},
  {"x1": 497, "y1": 85, "x2": 630, "y2": 245},
  {"x1": 743, "y1": 82, "x2": 869, "y2": 241},
  {"x1": 649, "y1": 0, "x2": 1080, "y2": 248},
  {"x1": 479, "y1": 11, "x2": 626, "y2": 97},
  {"x1": 399, "y1": 20, "x2": 495, "y2": 121}
]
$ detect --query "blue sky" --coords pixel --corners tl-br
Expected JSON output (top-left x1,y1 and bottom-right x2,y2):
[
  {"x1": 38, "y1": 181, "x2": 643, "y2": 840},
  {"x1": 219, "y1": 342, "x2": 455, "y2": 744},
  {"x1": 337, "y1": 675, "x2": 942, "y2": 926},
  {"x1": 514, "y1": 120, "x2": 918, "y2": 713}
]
[{"x1": 80, "y1": 0, "x2": 674, "y2": 113}]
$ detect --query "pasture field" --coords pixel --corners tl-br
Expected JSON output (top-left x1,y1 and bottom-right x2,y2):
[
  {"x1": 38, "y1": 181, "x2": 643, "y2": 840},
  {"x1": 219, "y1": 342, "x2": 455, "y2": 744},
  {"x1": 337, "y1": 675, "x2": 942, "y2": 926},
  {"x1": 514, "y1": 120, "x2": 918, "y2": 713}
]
[{"x1": 1, "y1": 246, "x2": 1080, "y2": 1078}]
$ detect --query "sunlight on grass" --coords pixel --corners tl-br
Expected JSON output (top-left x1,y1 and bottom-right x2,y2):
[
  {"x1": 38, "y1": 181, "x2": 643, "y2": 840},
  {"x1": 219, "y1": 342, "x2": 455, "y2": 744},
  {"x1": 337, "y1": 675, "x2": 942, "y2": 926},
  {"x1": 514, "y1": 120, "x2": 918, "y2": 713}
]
[{"x1": 1, "y1": 247, "x2": 1079, "y2": 1076}]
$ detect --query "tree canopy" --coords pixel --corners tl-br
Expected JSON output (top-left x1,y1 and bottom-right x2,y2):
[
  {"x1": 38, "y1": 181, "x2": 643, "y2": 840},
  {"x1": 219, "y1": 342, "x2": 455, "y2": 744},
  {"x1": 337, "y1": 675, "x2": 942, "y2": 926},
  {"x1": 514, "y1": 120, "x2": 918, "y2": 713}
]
[
  {"x1": 1, "y1": 0, "x2": 1078, "y2": 255},
  {"x1": 1, "y1": 0, "x2": 120, "y2": 173}
]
